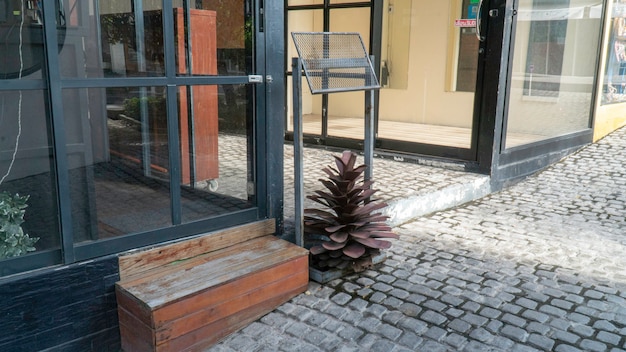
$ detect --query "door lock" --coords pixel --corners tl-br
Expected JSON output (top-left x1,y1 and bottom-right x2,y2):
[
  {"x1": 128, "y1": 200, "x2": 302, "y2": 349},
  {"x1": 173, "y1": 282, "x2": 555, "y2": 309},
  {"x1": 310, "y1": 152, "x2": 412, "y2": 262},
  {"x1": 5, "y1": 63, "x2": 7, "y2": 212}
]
[{"x1": 248, "y1": 75, "x2": 263, "y2": 83}]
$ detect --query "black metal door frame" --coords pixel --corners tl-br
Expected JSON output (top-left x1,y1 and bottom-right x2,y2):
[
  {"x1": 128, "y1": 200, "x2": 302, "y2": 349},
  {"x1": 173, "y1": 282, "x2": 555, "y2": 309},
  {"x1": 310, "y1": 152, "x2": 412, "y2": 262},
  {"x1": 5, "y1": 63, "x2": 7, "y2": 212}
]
[{"x1": 0, "y1": 0, "x2": 282, "y2": 276}]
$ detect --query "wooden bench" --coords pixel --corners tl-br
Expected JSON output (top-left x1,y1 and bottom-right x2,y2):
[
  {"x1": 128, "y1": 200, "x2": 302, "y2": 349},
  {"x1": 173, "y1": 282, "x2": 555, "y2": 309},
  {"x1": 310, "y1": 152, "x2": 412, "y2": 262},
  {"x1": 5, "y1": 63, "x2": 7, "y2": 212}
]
[{"x1": 115, "y1": 219, "x2": 309, "y2": 352}]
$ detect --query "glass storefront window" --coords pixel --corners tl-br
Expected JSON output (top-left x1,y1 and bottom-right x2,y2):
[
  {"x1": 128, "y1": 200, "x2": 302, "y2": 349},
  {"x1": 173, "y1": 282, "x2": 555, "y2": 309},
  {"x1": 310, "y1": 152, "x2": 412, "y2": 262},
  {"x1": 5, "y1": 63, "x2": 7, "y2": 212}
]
[
  {"x1": 0, "y1": 90, "x2": 60, "y2": 269},
  {"x1": 61, "y1": 0, "x2": 251, "y2": 79},
  {"x1": 178, "y1": 84, "x2": 255, "y2": 224},
  {"x1": 64, "y1": 83, "x2": 255, "y2": 242},
  {"x1": 504, "y1": 0, "x2": 601, "y2": 149},
  {"x1": 602, "y1": 0, "x2": 626, "y2": 104},
  {"x1": 65, "y1": 87, "x2": 172, "y2": 242}
]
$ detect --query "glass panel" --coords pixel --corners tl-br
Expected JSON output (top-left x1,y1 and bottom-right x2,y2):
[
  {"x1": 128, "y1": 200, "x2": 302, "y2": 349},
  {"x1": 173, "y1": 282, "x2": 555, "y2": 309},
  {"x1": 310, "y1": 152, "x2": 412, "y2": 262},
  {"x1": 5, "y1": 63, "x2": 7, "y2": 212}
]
[
  {"x1": 378, "y1": 0, "x2": 474, "y2": 149},
  {"x1": 0, "y1": 90, "x2": 59, "y2": 264},
  {"x1": 0, "y1": 0, "x2": 57, "y2": 80},
  {"x1": 174, "y1": 1, "x2": 251, "y2": 77},
  {"x1": 288, "y1": 0, "x2": 324, "y2": 5},
  {"x1": 505, "y1": 0, "x2": 601, "y2": 149},
  {"x1": 66, "y1": 87, "x2": 172, "y2": 242},
  {"x1": 178, "y1": 84, "x2": 255, "y2": 224},
  {"x1": 456, "y1": 0, "x2": 480, "y2": 92},
  {"x1": 325, "y1": 7, "x2": 371, "y2": 140},
  {"x1": 330, "y1": 0, "x2": 371, "y2": 4},
  {"x1": 60, "y1": 0, "x2": 165, "y2": 78},
  {"x1": 602, "y1": 0, "x2": 626, "y2": 104},
  {"x1": 287, "y1": 9, "x2": 324, "y2": 135}
]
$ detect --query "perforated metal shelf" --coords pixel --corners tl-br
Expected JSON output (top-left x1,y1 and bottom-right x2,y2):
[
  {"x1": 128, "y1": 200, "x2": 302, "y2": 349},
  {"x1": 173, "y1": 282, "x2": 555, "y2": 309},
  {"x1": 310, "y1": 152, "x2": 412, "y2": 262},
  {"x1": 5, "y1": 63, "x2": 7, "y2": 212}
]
[{"x1": 291, "y1": 32, "x2": 380, "y2": 94}]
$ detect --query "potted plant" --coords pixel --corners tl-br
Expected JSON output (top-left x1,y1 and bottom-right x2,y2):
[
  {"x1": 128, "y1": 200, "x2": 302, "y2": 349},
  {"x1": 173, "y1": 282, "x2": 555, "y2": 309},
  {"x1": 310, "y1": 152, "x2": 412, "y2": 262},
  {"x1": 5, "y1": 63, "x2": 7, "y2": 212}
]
[
  {"x1": 0, "y1": 192, "x2": 38, "y2": 259},
  {"x1": 305, "y1": 151, "x2": 398, "y2": 283}
]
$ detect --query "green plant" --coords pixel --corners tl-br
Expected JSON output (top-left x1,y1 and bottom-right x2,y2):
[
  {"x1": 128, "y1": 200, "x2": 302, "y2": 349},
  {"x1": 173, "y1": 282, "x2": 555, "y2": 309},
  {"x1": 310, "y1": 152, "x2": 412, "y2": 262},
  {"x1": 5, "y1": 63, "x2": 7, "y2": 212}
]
[
  {"x1": 0, "y1": 192, "x2": 38, "y2": 259},
  {"x1": 305, "y1": 151, "x2": 398, "y2": 272},
  {"x1": 122, "y1": 96, "x2": 166, "y2": 121}
]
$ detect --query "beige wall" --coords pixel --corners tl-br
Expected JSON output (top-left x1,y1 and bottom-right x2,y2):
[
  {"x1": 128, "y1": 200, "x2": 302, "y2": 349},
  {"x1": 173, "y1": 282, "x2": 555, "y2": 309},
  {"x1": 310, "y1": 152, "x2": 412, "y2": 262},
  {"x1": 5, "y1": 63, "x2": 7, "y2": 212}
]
[
  {"x1": 287, "y1": 1, "x2": 476, "y2": 128},
  {"x1": 593, "y1": 0, "x2": 626, "y2": 141},
  {"x1": 506, "y1": 5, "x2": 602, "y2": 139},
  {"x1": 378, "y1": 0, "x2": 474, "y2": 127}
]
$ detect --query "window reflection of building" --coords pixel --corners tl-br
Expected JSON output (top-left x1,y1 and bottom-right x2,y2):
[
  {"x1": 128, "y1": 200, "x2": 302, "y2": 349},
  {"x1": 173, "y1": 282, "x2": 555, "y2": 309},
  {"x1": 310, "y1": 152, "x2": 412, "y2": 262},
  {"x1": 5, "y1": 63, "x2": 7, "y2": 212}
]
[{"x1": 603, "y1": 0, "x2": 626, "y2": 104}]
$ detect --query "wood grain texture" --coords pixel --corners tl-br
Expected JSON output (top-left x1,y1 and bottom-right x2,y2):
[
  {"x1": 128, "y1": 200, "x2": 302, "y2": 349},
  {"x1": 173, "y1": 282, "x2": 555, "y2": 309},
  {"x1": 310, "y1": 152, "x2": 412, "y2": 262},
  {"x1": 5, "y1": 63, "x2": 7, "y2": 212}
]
[
  {"x1": 118, "y1": 219, "x2": 275, "y2": 280},
  {"x1": 116, "y1": 219, "x2": 309, "y2": 352}
]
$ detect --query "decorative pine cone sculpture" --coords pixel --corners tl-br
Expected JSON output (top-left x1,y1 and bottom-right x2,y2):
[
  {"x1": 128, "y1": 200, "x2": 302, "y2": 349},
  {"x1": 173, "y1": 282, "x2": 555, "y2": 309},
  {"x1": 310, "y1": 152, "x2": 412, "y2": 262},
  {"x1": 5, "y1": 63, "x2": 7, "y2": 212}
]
[{"x1": 305, "y1": 151, "x2": 398, "y2": 272}]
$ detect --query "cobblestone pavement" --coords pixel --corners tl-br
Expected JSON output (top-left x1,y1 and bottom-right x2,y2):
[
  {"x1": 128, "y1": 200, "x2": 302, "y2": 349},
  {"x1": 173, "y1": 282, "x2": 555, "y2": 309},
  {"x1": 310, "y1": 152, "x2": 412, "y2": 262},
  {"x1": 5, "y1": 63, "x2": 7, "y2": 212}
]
[{"x1": 209, "y1": 127, "x2": 626, "y2": 352}]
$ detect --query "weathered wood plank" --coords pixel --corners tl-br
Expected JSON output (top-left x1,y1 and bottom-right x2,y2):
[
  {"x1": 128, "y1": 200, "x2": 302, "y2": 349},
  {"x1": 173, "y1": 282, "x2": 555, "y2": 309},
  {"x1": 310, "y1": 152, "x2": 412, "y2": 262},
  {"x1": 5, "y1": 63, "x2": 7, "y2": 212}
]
[
  {"x1": 152, "y1": 255, "x2": 308, "y2": 326},
  {"x1": 115, "y1": 284, "x2": 154, "y2": 327},
  {"x1": 156, "y1": 282, "x2": 308, "y2": 352},
  {"x1": 118, "y1": 219, "x2": 276, "y2": 280},
  {"x1": 154, "y1": 257, "x2": 308, "y2": 341},
  {"x1": 118, "y1": 306, "x2": 155, "y2": 351},
  {"x1": 120, "y1": 236, "x2": 308, "y2": 309}
]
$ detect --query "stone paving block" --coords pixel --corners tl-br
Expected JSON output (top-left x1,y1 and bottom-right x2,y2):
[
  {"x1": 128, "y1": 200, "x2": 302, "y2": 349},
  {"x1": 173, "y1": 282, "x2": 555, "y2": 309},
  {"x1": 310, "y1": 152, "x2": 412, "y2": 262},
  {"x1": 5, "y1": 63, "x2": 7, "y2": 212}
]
[
  {"x1": 418, "y1": 340, "x2": 451, "y2": 352},
  {"x1": 398, "y1": 302, "x2": 421, "y2": 317},
  {"x1": 528, "y1": 333, "x2": 555, "y2": 351},
  {"x1": 421, "y1": 310, "x2": 447, "y2": 325},
  {"x1": 580, "y1": 339, "x2": 608, "y2": 352},
  {"x1": 448, "y1": 318, "x2": 472, "y2": 334},
  {"x1": 423, "y1": 299, "x2": 447, "y2": 312},
  {"x1": 554, "y1": 343, "x2": 583, "y2": 352},
  {"x1": 338, "y1": 326, "x2": 364, "y2": 341},
  {"x1": 522, "y1": 309, "x2": 549, "y2": 323},
  {"x1": 502, "y1": 313, "x2": 527, "y2": 327},
  {"x1": 553, "y1": 329, "x2": 581, "y2": 345},
  {"x1": 480, "y1": 307, "x2": 502, "y2": 319},
  {"x1": 593, "y1": 320, "x2": 618, "y2": 332},
  {"x1": 597, "y1": 331, "x2": 621, "y2": 346},
  {"x1": 331, "y1": 292, "x2": 352, "y2": 306},
  {"x1": 570, "y1": 323, "x2": 595, "y2": 338},
  {"x1": 397, "y1": 331, "x2": 423, "y2": 350},
  {"x1": 501, "y1": 324, "x2": 529, "y2": 343},
  {"x1": 424, "y1": 326, "x2": 448, "y2": 342},
  {"x1": 398, "y1": 317, "x2": 428, "y2": 334}
]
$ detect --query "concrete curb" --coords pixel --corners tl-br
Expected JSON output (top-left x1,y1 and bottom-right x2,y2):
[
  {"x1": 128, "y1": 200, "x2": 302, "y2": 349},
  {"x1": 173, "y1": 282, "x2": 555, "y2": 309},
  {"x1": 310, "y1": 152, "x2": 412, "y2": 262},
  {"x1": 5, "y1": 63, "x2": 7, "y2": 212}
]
[{"x1": 383, "y1": 176, "x2": 492, "y2": 227}]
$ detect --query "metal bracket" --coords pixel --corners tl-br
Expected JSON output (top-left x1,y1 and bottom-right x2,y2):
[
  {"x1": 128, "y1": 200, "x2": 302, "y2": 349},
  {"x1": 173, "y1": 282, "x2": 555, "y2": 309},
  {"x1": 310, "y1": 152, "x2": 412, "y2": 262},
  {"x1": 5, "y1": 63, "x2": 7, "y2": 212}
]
[{"x1": 248, "y1": 75, "x2": 263, "y2": 83}]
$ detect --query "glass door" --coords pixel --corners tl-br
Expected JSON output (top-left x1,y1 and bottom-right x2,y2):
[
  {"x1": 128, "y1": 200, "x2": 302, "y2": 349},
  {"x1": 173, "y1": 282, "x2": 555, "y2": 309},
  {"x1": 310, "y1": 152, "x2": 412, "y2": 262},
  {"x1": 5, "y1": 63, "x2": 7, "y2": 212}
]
[
  {"x1": 502, "y1": 0, "x2": 601, "y2": 149},
  {"x1": 286, "y1": 0, "x2": 373, "y2": 146},
  {"x1": 287, "y1": 0, "x2": 485, "y2": 161},
  {"x1": 375, "y1": 0, "x2": 481, "y2": 160}
]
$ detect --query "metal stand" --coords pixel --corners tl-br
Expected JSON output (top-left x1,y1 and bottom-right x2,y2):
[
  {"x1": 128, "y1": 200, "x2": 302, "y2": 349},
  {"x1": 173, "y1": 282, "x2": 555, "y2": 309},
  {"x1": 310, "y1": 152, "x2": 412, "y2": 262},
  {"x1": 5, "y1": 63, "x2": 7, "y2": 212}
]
[{"x1": 291, "y1": 32, "x2": 381, "y2": 248}]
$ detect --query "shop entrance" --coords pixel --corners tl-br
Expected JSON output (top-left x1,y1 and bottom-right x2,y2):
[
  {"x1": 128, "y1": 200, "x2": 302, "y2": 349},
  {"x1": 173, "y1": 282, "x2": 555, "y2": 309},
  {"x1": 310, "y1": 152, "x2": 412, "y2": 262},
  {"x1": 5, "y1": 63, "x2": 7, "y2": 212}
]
[{"x1": 286, "y1": 1, "x2": 489, "y2": 162}]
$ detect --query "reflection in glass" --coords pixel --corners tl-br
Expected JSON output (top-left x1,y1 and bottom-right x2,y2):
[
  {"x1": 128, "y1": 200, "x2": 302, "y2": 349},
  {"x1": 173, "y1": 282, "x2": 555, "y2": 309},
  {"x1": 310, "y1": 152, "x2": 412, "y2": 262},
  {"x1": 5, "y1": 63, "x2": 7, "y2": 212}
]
[
  {"x1": 173, "y1": 1, "x2": 251, "y2": 77},
  {"x1": 505, "y1": 0, "x2": 601, "y2": 148},
  {"x1": 0, "y1": 90, "x2": 59, "y2": 262},
  {"x1": 66, "y1": 87, "x2": 172, "y2": 242},
  {"x1": 65, "y1": 84, "x2": 254, "y2": 241},
  {"x1": 602, "y1": 0, "x2": 626, "y2": 104},
  {"x1": 178, "y1": 84, "x2": 255, "y2": 224},
  {"x1": 60, "y1": 0, "x2": 251, "y2": 78},
  {"x1": 0, "y1": 0, "x2": 64, "y2": 80}
]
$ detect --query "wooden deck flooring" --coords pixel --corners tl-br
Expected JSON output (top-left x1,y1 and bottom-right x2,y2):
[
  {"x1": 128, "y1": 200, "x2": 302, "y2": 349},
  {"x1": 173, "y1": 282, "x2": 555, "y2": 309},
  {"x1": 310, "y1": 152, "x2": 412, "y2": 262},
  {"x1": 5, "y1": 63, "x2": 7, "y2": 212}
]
[{"x1": 296, "y1": 115, "x2": 545, "y2": 149}]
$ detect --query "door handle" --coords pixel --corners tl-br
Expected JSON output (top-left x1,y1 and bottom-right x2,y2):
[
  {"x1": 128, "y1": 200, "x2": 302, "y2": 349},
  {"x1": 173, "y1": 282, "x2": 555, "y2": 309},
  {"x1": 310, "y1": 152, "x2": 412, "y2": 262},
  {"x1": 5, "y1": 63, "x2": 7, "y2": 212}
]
[{"x1": 475, "y1": 0, "x2": 484, "y2": 42}]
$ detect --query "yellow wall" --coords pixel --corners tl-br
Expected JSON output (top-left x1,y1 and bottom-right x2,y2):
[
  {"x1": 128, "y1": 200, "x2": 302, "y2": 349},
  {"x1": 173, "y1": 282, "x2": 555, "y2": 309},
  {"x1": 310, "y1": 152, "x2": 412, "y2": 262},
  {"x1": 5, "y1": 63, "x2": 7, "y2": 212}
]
[
  {"x1": 378, "y1": 0, "x2": 474, "y2": 127},
  {"x1": 593, "y1": 0, "x2": 626, "y2": 141},
  {"x1": 287, "y1": 0, "x2": 476, "y2": 128}
]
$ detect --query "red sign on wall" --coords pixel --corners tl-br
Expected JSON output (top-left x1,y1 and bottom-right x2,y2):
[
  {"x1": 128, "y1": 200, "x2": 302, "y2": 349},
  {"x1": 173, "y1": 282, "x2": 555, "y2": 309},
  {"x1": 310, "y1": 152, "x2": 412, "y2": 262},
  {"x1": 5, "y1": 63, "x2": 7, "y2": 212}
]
[{"x1": 454, "y1": 19, "x2": 477, "y2": 28}]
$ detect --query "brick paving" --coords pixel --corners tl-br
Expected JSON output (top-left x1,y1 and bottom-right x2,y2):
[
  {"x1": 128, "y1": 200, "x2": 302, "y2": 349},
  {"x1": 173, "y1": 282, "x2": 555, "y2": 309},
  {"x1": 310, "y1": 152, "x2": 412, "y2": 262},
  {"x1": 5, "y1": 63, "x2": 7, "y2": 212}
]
[{"x1": 209, "y1": 126, "x2": 626, "y2": 352}]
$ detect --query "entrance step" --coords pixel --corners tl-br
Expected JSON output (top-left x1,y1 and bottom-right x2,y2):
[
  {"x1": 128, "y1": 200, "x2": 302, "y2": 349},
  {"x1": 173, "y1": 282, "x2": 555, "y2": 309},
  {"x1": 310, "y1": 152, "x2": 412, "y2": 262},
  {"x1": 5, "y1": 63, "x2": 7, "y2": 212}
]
[
  {"x1": 382, "y1": 175, "x2": 492, "y2": 227},
  {"x1": 115, "y1": 219, "x2": 309, "y2": 352}
]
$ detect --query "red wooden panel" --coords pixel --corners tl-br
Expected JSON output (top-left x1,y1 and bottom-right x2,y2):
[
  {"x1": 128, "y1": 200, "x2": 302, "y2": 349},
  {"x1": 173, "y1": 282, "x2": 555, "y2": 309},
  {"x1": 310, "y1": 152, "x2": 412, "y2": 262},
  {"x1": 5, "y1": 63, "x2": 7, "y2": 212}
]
[{"x1": 154, "y1": 256, "x2": 308, "y2": 340}]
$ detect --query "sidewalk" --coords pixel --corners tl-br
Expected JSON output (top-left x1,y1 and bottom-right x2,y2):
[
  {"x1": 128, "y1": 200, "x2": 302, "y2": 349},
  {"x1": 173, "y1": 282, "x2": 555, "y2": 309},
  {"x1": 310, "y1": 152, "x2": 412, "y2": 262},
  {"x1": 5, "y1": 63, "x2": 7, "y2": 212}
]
[{"x1": 211, "y1": 127, "x2": 626, "y2": 352}]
